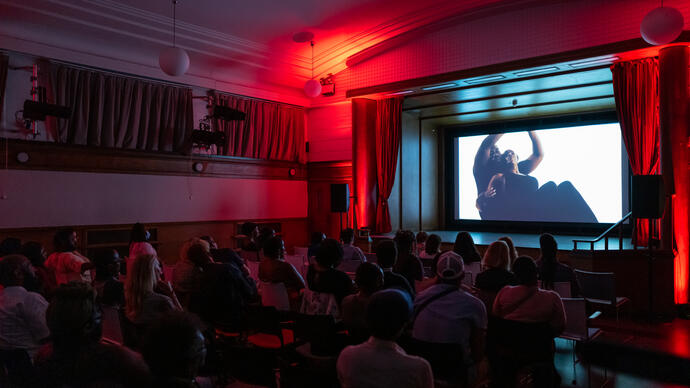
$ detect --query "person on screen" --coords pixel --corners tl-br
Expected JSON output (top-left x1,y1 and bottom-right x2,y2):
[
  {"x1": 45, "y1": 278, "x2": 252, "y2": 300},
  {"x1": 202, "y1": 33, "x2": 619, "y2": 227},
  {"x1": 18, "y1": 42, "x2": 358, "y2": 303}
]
[{"x1": 473, "y1": 131, "x2": 543, "y2": 219}]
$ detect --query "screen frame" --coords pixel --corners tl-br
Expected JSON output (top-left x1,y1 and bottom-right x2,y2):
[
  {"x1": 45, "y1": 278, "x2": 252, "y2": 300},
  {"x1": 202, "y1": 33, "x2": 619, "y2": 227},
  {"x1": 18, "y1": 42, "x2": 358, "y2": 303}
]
[{"x1": 443, "y1": 111, "x2": 631, "y2": 235}]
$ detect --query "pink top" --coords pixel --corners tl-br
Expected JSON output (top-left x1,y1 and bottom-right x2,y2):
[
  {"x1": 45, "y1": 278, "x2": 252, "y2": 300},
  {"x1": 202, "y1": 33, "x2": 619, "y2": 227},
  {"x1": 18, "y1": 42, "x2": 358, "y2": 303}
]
[
  {"x1": 45, "y1": 251, "x2": 92, "y2": 285},
  {"x1": 492, "y1": 285, "x2": 566, "y2": 333},
  {"x1": 127, "y1": 242, "x2": 157, "y2": 272}
]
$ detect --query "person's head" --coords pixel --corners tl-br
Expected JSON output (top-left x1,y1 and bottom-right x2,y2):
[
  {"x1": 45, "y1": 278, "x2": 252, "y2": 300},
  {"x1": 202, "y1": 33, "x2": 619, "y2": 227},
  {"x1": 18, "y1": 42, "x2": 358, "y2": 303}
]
[
  {"x1": 416, "y1": 231, "x2": 428, "y2": 245},
  {"x1": 489, "y1": 145, "x2": 502, "y2": 164},
  {"x1": 0, "y1": 238, "x2": 21, "y2": 256},
  {"x1": 53, "y1": 229, "x2": 77, "y2": 252},
  {"x1": 375, "y1": 240, "x2": 397, "y2": 269},
  {"x1": 425, "y1": 234, "x2": 442, "y2": 255},
  {"x1": 311, "y1": 231, "x2": 326, "y2": 246},
  {"x1": 482, "y1": 240, "x2": 510, "y2": 271},
  {"x1": 93, "y1": 248, "x2": 122, "y2": 280},
  {"x1": 199, "y1": 236, "x2": 218, "y2": 250},
  {"x1": 435, "y1": 251, "x2": 465, "y2": 286},
  {"x1": 355, "y1": 262, "x2": 384, "y2": 296},
  {"x1": 256, "y1": 228, "x2": 275, "y2": 251},
  {"x1": 0, "y1": 254, "x2": 36, "y2": 288},
  {"x1": 498, "y1": 236, "x2": 518, "y2": 268},
  {"x1": 539, "y1": 233, "x2": 558, "y2": 262},
  {"x1": 46, "y1": 282, "x2": 102, "y2": 349},
  {"x1": 453, "y1": 231, "x2": 480, "y2": 260},
  {"x1": 187, "y1": 240, "x2": 212, "y2": 268},
  {"x1": 394, "y1": 230, "x2": 416, "y2": 255},
  {"x1": 315, "y1": 238, "x2": 343, "y2": 268},
  {"x1": 130, "y1": 223, "x2": 149, "y2": 243},
  {"x1": 263, "y1": 236, "x2": 285, "y2": 260},
  {"x1": 513, "y1": 256, "x2": 538, "y2": 286},
  {"x1": 366, "y1": 289, "x2": 413, "y2": 341},
  {"x1": 501, "y1": 149, "x2": 519, "y2": 172},
  {"x1": 125, "y1": 254, "x2": 162, "y2": 319},
  {"x1": 241, "y1": 222, "x2": 259, "y2": 239},
  {"x1": 20, "y1": 241, "x2": 47, "y2": 268},
  {"x1": 142, "y1": 311, "x2": 206, "y2": 381},
  {"x1": 340, "y1": 228, "x2": 356, "y2": 245}
]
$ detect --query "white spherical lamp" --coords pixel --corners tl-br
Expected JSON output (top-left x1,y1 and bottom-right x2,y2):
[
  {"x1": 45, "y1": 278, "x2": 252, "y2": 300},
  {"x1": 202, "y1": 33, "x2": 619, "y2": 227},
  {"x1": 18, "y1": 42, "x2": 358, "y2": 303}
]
[
  {"x1": 159, "y1": 46, "x2": 190, "y2": 76},
  {"x1": 304, "y1": 79, "x2": 322, "y2": 98},
  {"x1": 640, "y1": 7, "x2": 684, "y2": 45}
]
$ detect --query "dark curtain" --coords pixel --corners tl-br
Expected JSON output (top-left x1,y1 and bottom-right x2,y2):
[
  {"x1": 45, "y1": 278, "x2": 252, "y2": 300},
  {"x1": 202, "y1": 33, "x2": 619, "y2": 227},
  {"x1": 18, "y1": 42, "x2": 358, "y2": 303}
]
[
  {"x1": 375, "y1": 97, "x2": 403, "y2": 233},
  {"x1": 0, "y1": 54, "x2": 8, "y2": 124},
  {"x1": 611, "y1": 58, "x2": 660, "y2": 247},
  {"x1": 45, "y1": 64, "x2": 193, "y2": 153},
  {"x1": 210, "y1": 91, "x2": 306, "y2": 163}
]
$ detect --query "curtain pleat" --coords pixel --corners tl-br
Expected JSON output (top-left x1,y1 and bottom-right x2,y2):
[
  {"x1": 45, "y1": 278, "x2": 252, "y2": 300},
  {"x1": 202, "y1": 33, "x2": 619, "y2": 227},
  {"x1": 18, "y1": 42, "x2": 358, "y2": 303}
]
[
  {"x1": 0, "y1": 54, "x2": 8, "y2": 124},
  {"x1": 611, "y1": 58, "x2": 660, "y2": 247},
  {"x1": 374, "y1": 97, "x2": 403, "y2": 233},
  {"x1": 210, "y1": 91, "x2": 306, "y2": 163}
]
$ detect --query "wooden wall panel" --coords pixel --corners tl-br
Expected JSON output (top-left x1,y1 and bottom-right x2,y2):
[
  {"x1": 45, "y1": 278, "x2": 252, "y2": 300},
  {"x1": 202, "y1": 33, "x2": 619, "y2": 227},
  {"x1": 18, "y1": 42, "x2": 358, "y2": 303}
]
[{"x1": 307, "y1": 161, "x2": 353, "y2": 241}]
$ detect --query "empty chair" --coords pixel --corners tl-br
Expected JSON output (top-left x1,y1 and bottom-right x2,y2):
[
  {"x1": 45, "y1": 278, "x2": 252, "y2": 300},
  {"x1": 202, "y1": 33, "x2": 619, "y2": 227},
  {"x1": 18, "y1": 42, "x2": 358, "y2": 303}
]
[
  {"x1": 574, "y1": 269, "x2": 629, "y2": 320},
  {"x1": 260, "y1": 281, "x2": 290, "y2": 311},
  {"x1": 101, "y1": 305, "x2": 124, "y2": 345},
  {"x1": 560, "y1": 298, "x2": 602, "y2": 385}
]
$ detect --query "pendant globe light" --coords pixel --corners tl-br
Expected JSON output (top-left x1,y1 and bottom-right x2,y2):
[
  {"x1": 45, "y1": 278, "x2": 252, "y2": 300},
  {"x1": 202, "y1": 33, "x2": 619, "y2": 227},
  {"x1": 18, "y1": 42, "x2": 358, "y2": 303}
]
[
  {"x1": 294, "y1": 32, "x2": 322, "y2": 98},
  {"x1": 159, "y1": 0, "x2": 190, "y2": 76},
  {"x1": 640, "y1": 0, "x2": 684, "y2": 46}
]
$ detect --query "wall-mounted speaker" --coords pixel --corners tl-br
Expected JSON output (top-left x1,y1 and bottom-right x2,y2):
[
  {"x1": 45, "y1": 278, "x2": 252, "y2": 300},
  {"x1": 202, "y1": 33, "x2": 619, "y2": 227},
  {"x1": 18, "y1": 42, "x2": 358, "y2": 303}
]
[
  {"x1": 330, "y1": 183, "x2": 349, "y2": 213},
  {"x1": 631, "y1": 175, "x2": 665, "y2": 219}
]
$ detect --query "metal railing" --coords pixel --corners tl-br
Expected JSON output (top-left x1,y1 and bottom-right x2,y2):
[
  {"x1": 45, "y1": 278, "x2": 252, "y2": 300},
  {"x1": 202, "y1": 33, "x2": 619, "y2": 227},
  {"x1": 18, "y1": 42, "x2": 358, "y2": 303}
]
[{"x1": 573, "y1": 211, "x2": 632, "y2": 251}]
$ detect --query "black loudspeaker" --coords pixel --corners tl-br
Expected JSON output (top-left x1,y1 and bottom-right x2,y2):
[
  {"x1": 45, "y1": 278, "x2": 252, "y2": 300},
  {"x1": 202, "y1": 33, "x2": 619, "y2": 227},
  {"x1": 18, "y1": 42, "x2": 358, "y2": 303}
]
[
  {"x1": 330, "y1": 183, "x2": 349, "y2": 213},
  {"x1": 631, "y1": 175, "x2": 665, "y2": 219}
]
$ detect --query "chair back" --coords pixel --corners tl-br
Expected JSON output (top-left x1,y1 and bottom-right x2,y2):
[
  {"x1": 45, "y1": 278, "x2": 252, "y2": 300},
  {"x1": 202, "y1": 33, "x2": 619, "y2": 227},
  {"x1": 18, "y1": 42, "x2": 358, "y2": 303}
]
[
  {"x1": 246, "y1": 260, "x2": 260, "y2": 282},
  {"x1": 401, "y1": 338, "x2": 466, "y2": 383},
  {"x1": 561, "y1": 298, "x2": 588, "y2": 340},
  {"x1": 260, "y1": 281, "x2": 291, "y2": 311},
  {"x1": 294, "y1": 247, "x2": 309, "y2": 258},
  {"x1": 461, "y1": 271, "x2": 473, "y2": 287},
  {"x1": 285, "y1": 255, "x2": 308, "y2": 280},
  {"x1": 162, "y1": 265, "x2": 175, "y2": 283},
  {"x1": 0, "y1": 348, "x2": 33, "y2": 386},
  {"x1": 101, "y1": 305, "x2": 124, "y2": 345},
  {"x1": 337, "y1": 259, "x2": 362, "y2": 274},
  {"x1": 552, "y1": 281, "x2": 572, "y2": 298},
  {"x1": 300, "y1": 288, "x2": 340, "y2": 318},
  {"x1": 466, "y1": 261, "x2": 481, "y2": 275},
  {"x1": 364, "y1": 252, "x2": 377, "y2": 263},
  {"x1": 574, "y1": 270, "x2": 616, "y2": 305},
  {"x1": 293, "y1": 313, "x2": 341, "y2": 356}
]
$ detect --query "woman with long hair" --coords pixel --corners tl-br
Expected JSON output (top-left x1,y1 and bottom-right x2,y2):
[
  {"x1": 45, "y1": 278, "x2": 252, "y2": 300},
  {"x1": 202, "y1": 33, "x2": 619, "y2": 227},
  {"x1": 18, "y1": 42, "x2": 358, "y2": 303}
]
[
  {"x1": 125, "y1": 254, "x2": 181, "y2": 326},
  {"x1": 474, "y1": 240, "x2": 517, "y2": 310},
  {"x1": 538, "y1": 233, "x2": 578, "y2": 295},
  {"x1": 498, "y1": 236, "x2": 518, "y2": 269},
  {"x1": 453, "y1": 232, "x2": 481, "y2": 263}
]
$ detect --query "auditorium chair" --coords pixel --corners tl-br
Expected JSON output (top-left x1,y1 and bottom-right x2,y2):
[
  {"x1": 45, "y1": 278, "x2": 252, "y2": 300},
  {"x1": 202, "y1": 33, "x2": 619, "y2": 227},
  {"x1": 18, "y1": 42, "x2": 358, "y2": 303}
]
[
  {"x1": 260, "y1": 281, "x2": 291, "y2": 311},
  {"x1": 574, "y1": 270, "x2": 629, "y2": 321},
  {"x1": 399, "y1": 337, "x2": 467, "y2": 387},
  {"x1": 559, "y1": 298, "x2": 603, "y2": 385}
]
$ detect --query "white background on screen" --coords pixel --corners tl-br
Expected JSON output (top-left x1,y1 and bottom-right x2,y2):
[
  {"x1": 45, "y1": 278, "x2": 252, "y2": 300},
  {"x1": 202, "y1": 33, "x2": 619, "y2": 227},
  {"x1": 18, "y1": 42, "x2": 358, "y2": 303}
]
[{"x1": 457, "y1": 123, "x2": 623, "y2": 223}]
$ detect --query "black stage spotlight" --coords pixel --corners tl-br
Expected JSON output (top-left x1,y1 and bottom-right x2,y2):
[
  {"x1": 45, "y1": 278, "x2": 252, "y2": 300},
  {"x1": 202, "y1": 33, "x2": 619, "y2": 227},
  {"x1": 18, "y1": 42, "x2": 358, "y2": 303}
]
[
  {"x1": 212, "y1": 105, "x2": 246, "y2": 121},
  {"x1": 23, "y1": 100, "x2": 71, "y2": 121}
]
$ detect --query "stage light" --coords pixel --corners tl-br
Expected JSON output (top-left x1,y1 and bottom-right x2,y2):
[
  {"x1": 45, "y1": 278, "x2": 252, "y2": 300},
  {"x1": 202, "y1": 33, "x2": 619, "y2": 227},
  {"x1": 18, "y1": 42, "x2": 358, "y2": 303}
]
[
  {"x1": 422, "y1": 83, "x2": 457, "y2": 91},
  {"x1": 159, "y1": 0, "x2": 190, "y2": 76},
  {"x1": 23, "y1": 100, "x2": 71, "y2": 121},
  {"x1": 641, "y1": 6, "x2": 683, "y2": 45}
]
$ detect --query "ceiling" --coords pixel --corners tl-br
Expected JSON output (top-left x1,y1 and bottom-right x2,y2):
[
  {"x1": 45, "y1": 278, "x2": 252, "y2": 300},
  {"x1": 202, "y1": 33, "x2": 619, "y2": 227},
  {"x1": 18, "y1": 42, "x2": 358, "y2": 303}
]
[{"x1": 0, "y1": 0, "x2": 515, "y2": 94}]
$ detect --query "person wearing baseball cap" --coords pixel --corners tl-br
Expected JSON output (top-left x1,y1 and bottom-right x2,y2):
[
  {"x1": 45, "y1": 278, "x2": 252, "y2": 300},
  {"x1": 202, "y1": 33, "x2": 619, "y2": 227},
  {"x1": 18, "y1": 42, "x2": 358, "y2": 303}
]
[{"x1": 412, "y1": 251, "x2": 487, "y2": 379}]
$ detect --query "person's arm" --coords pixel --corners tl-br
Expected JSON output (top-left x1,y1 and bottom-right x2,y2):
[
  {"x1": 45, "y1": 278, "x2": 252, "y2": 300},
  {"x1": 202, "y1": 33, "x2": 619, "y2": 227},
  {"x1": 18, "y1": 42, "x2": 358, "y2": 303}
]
[
  {"x1": 518, "y1": 131, "x2": 544, "y2": 174},
  {"x1": 551, "y1": 294, "x2": 566, "y2": 335},
  {"x1": 285, "y1": 262, "x2": 306, "y2": 290},
  {"x1": 22, "y1": 294, "x2": 50, "y2": 342},
  {"x1": 157, "y1": 280, "x2": 183, "y2": 310},
  {"x1": 476, "y1": 173, "x2": 504, "y2": 211}
]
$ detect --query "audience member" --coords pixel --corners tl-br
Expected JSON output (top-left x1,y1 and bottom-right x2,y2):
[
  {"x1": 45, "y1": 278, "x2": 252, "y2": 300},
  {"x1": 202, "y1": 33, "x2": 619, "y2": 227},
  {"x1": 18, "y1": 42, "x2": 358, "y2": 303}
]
[
  {"x1": 493, "y1": 256, "x2": 566, "y2": 333},
  {"x1": 0, "y1": 255, "x2": 50, "y2": 360},
  {"x1": 0, "y1": 237, "x2": 22, "y2": 256},
  {"x1": 413, "y1": 252, "x2": 487, "y2": 370},
  {"x1": 20, "y1": 241, "x2": 56, "y2": 297},
  {"x1": 173, "y1": 238, "x2": 205, "y2": 304},
  {"x1": 308, "y1": 231, "x2": 326, "y2": 259},
  {"x1": 34, "y1": 282, "x2": 151, "y2": 387},
  {"x1": 453, "y1": 232, "x2": 481, "y2": 263},
  {"x1": 474, "y1": 240, "x2": 516, "y2": 311},
  {"x1": 337, "y1": 289, "x2": 433, "y2": 388},
  {"x1": 341, "y1": 262, "x2": 384, "y2": 343},
  {"x1": 415, "y1": 231, "x2": 428, "y2": 257},
  {"x1": 376, "y1": 240, "x2": 415, "y2": 298},
  {"x1": 141, "y1": 311, "x2": 207, "y2": 388},
  {"x1": 92, "y1": 248, "x2": 125, "y2": 306},
  {"x1": 128, "y1": 223, "x2": 153, "y2": 265},
  {"x1": 44, "y1": 229, "x2": 93, "y2": 285},
  {"x1": 306, "y1": 238, "x2": 355, "y2": 304},
  {"x1": 419, "y1": 234, "x2": 442, "y2": 262},
  {"x1": 393, "y1": 230, "x2": 424, "y2": 290},
  {"x1": 338, "y1": 228, "x2": 366, "y2": 272},
  {"x1": 125, "y1": 254, "x2": 182, "y2": 327},
  {"x1": 538, "y1": 233, "x2": 578, "y2": 295},
  {"x1": 240, "y1": 222, "x2": 260, "y2": 251},
  {"x1": 498, "y1": 236, "x2": 518, "y2": 268},
  {"x1": 259, "y1": 236, "x2": 304, "y2": 310}
]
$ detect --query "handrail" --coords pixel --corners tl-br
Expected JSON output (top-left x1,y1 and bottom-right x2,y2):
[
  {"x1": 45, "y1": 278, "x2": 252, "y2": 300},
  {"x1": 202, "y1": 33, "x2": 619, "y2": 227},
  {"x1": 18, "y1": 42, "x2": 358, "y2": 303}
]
[{"x1": 573, "y1": 211, "x2": 632, "y2": 251}]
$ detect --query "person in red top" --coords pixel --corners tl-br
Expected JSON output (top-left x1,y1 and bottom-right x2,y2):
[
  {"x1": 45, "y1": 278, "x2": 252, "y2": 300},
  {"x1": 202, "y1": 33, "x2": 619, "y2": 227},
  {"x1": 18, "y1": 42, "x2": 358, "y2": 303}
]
[{"x1": 44, "y1": 229, "x2": 93, "y2": 285}]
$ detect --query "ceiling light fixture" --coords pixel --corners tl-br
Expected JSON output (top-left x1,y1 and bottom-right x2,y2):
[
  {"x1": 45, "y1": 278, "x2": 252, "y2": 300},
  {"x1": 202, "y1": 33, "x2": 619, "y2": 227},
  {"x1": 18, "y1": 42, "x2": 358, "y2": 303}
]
[
  {"x1": 294, "y1": 32, "x2": 322, "y2": 98},
  {"x1": 569, "y1": 56, "x2": 620, "y2": 68},
  {"x1": 159, "y1": 0, "x2": 190, "y2": 76},
  {"x1": 421, "y1": 83, "x2": 457, "y2": 91},
  {"x1": 464, "y1": 75, "x2": 506, "y2": 85},
  {"x1": 513, "y1": 66, "x2": 559, "y2": 77},
  {"x1": 640, "y1": 0, "x2": 684, "y2": 45},
  {"x1": 385, "y1": 90, "x2": 415, "y2": 96}
]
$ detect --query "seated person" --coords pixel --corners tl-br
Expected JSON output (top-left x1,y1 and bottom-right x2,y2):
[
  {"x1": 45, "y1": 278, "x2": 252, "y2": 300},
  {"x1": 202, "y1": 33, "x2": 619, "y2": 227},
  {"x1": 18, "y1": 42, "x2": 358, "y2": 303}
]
[
  {"x1": 413, "y1": 252, "x2": 487, "y2": 373},
  {"x1": 92, "y1": 248, "x2": 125, "y2": 307},
  {"x1": 173, "y1": 238, "x2": 205, "y2": 305},
  {"x1": 308, "y1": 231, "x2": 326, "y2": 261},
  {"x1": 498, "y1": 236, "x2": 518, "y2": 268},
  {"x1": 34, "y1": 282, "x2": 151, "y2": 388},
  {"x1": 44, "y1": 229, "x2": 94, "y2": 285},
  {"x1": 419, "y1": 234, "x2": 442, "y2": 272},
  {"x1": 200, "y1": 235, "x2": 254, "y2": 288},
  {"x1": 453, "y1": 232, "x2": 482, "y2": 264},
  {"x1": 337, "y1": 289, "x2": 433, "y2": 388},
  {"x1": 306, "y1": 238, "x2": 355, "y2": 305},
  {"x1": 259, "y1": 236, "x2": 304, "y2": 310},
  {"x1": 337, "y1": 228, "x2": 366, "y2": 272},
  {"x1": 376, "y1": 240, "x2": 415, "y2": 298},
  {"x1": 341, "y1": 262, "x2": 384, "y2": 343},
  {"x1": 125, "y1": 254, "x2": 182, "y2": 327},
  {"x1": 474, "y1": 241, "x2": 517, "y2": 310},
  {"x1": 128, "y1": 223, "x2": 155, "y2": 273},
  {"x1": 538, "y1": 233, "x2": 579, "y2": 296},
  {"x1": 20, "y1": 241, "x2": 56, "y2": 298},
  {"x1": 141, "y1": 311, "x2": 207, "y2": 388},
  {"x1": 0, "y1": 255, "x2": 50, "y2": 360},
  {"x1": 415, "y1": 231, "x2": 428, "y2": 257},
  {"x1": 493, "y1": 256, "x2": 566, "y2": 334},
  {"x1": 393, "y1": 230, "x2": 424, "y2": 290}
]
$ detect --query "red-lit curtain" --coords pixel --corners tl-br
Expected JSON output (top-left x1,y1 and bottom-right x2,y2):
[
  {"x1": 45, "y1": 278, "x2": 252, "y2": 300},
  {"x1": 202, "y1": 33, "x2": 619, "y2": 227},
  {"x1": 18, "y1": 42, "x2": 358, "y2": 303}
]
[
  {"x1": 210, "y1": 91, "x2": 306, "y2": 163},
  {"x1": 45, "y1": 64, "x2": 193, "y2": 152},
  {"x1": 375, "y1": 97, "x2": 403, "y2": 233},
  {"x1": 611, "y1": 58, "x2": 660, "y2": 247},
  {"x1": 0, "y1": 55, "x2": 8, "y2": 124}
]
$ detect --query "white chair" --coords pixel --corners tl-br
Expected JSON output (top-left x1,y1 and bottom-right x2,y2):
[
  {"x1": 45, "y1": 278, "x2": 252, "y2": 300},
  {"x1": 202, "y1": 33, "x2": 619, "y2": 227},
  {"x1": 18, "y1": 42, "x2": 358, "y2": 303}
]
[
  {"x1": 560, "y1": 298, "x2": 602, "y2": 386},
  {"x1": 260, "y1": 281, "x2": 291, "y2": 311},
  {"x1": 465, "y1": 261, "x2": 481, "y2": 275},
  {"x1": 101, "y1": 305, "x2": 123, "y2": 345},
  {"x1": 300, "y1": 288, "x2": 339, "y2": 318},
  {"x1": 285, "y1": 254, "x2": 306, "y2": 272}
]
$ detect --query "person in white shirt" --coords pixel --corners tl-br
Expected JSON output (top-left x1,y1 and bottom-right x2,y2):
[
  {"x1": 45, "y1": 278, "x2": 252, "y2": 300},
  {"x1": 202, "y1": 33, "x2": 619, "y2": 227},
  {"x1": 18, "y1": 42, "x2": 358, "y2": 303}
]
[
  {"x1": 337, "y1": 289, "x2": 433, "y2": 388},
  {"x1": 0, "y1": 255, "x2": 50, "y2": 359},
  {"x1": 44, "y1": 229, "x2": 93, "y2": 285},
  {"x1": 338, "y1": 228, "x2": 366, "y2": 273}
]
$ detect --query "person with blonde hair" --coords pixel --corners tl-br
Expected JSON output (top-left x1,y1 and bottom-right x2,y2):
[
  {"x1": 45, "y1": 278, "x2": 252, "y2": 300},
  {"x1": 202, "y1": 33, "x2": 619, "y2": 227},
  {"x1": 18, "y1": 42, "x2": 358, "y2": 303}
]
[
  {"x1": 125, "y1": 254, "x2": 181, "y2": 326},
  {"x1": 474, "y1": 240, "x2": 516, "y2": 310},
  {"x1": 498, "y1": 236, "x2": 518, "y2": 268}
]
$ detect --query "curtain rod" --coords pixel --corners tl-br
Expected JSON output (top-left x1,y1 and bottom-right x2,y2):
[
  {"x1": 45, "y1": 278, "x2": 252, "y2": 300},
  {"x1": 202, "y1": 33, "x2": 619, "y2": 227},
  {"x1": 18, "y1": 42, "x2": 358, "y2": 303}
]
[{"x1": 209, "y1": 89, "x2": 305, "y2": 109}]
